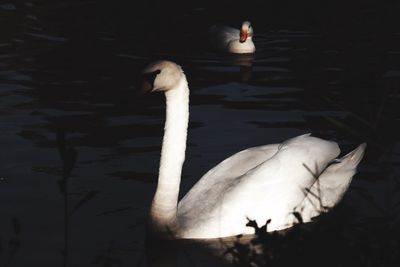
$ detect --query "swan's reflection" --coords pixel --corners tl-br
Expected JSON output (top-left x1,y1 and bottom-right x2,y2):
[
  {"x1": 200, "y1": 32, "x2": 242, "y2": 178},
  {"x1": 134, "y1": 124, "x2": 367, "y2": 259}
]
[
  {"x1": 145, "y1": 235, "x2": 248, "y2": 267},
  {"x1": 145, "y1": 239, "x2": 177, "y2": 267}
]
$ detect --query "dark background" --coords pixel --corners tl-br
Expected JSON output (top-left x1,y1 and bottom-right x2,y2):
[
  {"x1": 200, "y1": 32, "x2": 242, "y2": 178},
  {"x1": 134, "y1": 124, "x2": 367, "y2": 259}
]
[{"x1": 1, "y1": 0, "x2": 400, "y2": 266}]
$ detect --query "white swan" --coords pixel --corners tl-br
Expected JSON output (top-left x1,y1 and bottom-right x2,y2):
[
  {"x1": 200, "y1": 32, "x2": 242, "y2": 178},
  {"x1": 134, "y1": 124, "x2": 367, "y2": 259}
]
[
  {"x1": 209, "y1": 21, "x2": 256, "y2": 54},
  {"x1": 141, "y1": 60, "x2": 366, "y2": 239}
]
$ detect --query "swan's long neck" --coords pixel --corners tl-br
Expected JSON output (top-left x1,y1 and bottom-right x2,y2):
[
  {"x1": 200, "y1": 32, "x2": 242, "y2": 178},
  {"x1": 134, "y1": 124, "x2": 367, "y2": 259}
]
[{"x1": 149, "y1": 76, "x2": 189, "y2": 236}]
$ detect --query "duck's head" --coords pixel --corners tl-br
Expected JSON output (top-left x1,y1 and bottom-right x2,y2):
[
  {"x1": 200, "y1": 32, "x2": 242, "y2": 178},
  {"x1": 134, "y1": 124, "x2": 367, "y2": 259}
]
[
  {"x1": 239, "y1": 21, "x2": 253, "y2": 43},
  {"x1": 138, "y1": 60, "x2": 184, "y2": 94}
]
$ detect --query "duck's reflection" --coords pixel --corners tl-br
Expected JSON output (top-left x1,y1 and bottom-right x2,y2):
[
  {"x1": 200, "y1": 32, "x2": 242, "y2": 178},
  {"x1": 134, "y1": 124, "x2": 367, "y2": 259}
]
[{"x1": 222, "y1": 53, "x2": 254, "y2": 82}]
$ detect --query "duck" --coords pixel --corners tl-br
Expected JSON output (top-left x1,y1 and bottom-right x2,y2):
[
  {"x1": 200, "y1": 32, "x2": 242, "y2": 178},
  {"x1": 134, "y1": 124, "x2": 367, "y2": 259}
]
[
  {"x1": 139, "y1": 60, "x2": 366, "y2": 239},
  {"x1": 209, "y1": 21, "x2": 256, "y2": 54}
]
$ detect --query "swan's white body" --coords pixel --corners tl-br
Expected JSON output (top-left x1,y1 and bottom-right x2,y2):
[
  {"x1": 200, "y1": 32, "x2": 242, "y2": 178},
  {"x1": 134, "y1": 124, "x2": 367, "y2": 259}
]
[
  {"x1": 142, "y1": 61, "x2": 366, "y2": 239},
  {"x1": 209, "y1": 21, "x2": 256, "y2": 54}
]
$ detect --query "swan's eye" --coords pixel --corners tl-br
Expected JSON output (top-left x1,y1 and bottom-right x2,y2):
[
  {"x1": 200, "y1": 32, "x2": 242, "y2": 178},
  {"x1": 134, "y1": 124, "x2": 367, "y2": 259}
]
[
  {"x1": 138, "y1": 69, "x2": 161, "y2": 94},
  {"x1": 143, "y1": 69, "x2": 161, "y2": 85}
]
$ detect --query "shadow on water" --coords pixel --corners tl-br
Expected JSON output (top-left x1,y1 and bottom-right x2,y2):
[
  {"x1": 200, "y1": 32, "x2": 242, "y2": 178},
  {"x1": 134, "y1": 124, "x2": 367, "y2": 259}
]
[{"x1": 1, "y1": 0, "x2": 400, "y2": 266}]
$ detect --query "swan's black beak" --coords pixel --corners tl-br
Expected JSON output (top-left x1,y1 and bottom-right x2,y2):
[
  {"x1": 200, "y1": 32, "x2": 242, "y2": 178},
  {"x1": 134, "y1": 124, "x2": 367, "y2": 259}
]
[
  {"x1": 136, "y1": 69, "x2": 161, "y2": 96},
  {"x1": 136, "y1": 78, "x2": 153, "y2": 96}
]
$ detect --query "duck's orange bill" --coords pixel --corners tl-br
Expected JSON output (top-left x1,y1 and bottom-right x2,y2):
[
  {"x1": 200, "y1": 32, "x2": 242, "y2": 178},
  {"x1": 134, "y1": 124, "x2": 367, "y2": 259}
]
[{"x1": 240, "y1": 31, "x2": 248, "y2": 42}]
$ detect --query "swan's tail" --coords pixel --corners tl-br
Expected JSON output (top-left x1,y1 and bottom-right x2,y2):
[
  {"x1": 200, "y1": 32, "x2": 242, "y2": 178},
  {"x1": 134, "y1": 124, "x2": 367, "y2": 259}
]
[
  {"x1": 338, "y1": 143, "x2": 367, "y2": 168},
  {"x1": 296, "y1": 143, "x2": 367, "y2": 222},
  {"x1": 326, "y1": 143, "x2": 366, "y2": 174}
]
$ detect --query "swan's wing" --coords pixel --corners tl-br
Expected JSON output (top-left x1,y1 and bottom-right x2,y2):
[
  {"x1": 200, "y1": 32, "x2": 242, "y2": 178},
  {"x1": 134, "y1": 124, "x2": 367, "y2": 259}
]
[
  {"x1": 180, "y1": 142, "x2": 280, "y2": 201},
  {"x1": 177, "y1": 134, "x2": 341, "y2": 238},
  {"x1": 296, "y1": 143, "x2": 367, "y2": 222},
  {"x1": 208, "y1": 25, "x2": 240, "y2": 50}
]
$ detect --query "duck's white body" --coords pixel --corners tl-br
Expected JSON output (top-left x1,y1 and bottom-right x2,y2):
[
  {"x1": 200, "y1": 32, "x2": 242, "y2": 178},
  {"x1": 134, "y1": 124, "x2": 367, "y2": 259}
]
[
  {"x1": 209, "y1": 22, "x2": 256, "y2": 54},
  {"x1": 142, "y1": 61, "x2": 366, "y2": 239}
]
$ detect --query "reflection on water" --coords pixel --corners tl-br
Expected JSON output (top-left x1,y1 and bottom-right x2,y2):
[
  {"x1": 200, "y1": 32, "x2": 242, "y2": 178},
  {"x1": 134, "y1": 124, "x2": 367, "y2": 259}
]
[{"x1": 1, "y1": 1, "x2": 400, "y2": 266}]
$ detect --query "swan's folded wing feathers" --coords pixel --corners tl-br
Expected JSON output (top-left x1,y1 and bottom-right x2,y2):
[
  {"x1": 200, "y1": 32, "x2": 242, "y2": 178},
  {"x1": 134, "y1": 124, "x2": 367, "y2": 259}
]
[{"x1": 178, "y1": 144, "x2": 279, "y2": 215}]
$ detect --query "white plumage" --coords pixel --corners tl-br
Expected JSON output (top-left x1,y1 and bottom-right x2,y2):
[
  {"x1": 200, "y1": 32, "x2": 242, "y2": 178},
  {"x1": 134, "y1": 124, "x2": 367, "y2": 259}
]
[
  {"x1": 209, "y1": 21, "x2": 256, "y2": 54},
  {"x1": 140, "y1": 60, "x2": 366, "y2": 239}
]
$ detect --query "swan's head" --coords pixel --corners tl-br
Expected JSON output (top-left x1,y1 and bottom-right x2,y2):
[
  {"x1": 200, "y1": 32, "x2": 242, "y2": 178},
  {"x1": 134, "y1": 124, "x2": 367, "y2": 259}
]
[
  {"x1": 240, "y1": 21, "x2": 253, "y2": 43},
  {"x1": 139, "y1": 60, "x2": 184, "y2": 94}
]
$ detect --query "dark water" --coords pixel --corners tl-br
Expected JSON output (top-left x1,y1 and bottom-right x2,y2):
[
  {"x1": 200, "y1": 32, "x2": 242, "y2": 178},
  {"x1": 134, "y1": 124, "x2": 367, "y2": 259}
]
[{"x1": 1, "y1": 1, "x2": 400, "y2": 266}]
